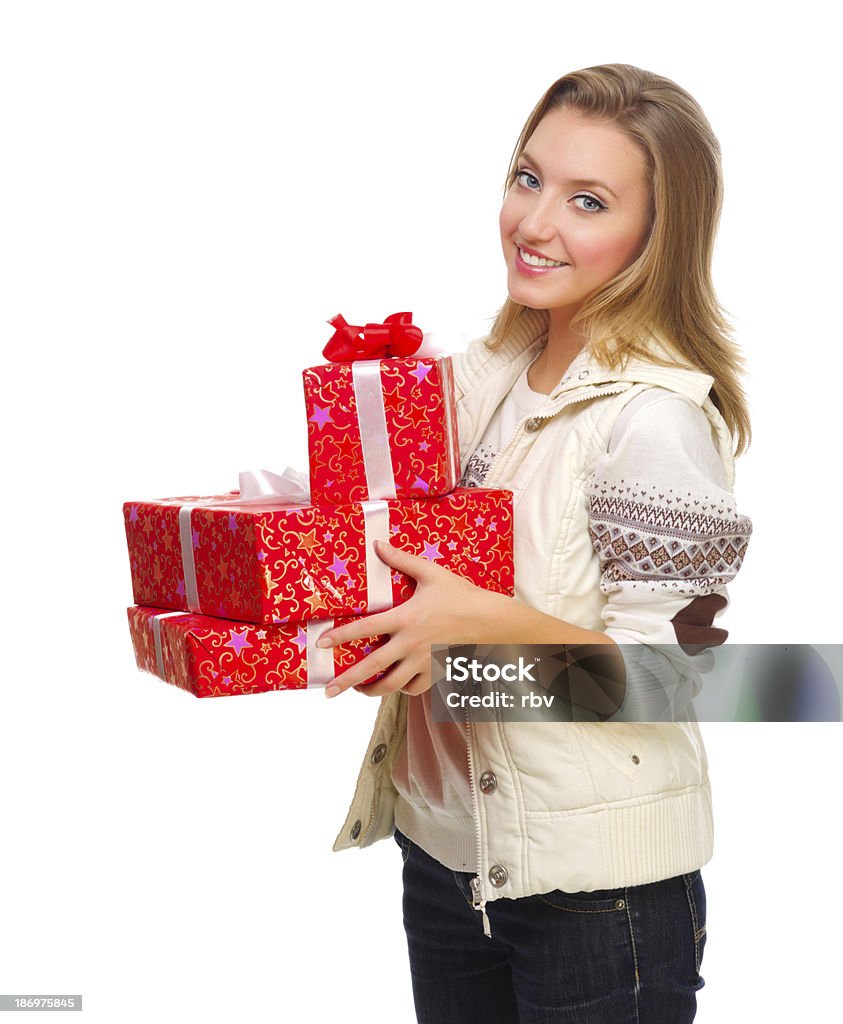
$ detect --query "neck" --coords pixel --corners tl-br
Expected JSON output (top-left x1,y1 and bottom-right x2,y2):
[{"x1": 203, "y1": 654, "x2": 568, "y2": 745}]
[{"x1": 531, "y1": 307, "x2": 587, "y2": 385}]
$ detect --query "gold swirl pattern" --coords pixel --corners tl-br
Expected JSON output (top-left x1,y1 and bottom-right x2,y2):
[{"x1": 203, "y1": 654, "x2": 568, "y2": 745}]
[
  {"x1": 303, "y1": 356, "x2": 458, "y2": 504},
  {"x1": 126, "y1": 605, "x2": 389, "y2": 698},
  {"x1": 124, "y1": 488, "x2": 515, "y2": 626}
]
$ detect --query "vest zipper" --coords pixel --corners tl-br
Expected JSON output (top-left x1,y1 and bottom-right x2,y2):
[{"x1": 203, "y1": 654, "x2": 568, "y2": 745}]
[
  {"x1": 483, "y1": 384, "x2": 631, "y2": 489},
  {"x1": 465, "y1": 710, "x2": 492, "y2": 938}
]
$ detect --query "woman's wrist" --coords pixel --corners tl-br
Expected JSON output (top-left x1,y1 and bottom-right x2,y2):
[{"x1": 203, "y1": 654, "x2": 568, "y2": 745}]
[{"x1": 465, "y1": 588, "x2": 620, "y2": 649}]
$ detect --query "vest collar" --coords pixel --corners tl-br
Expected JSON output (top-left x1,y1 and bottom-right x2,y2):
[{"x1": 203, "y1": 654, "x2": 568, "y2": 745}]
[{"x1": 472, "y1": 308, "x2": 714, "y2": 408}]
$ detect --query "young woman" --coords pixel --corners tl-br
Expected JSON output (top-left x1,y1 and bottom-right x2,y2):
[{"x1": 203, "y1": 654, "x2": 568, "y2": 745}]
[{"x1": 315, "y1": 64, "x2": 752, "y2": 1023}]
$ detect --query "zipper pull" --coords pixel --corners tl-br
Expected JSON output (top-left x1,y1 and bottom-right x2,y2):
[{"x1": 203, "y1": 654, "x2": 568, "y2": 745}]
[{"x1": 469, "y1": 876, "x2": 492, "y2": 938}]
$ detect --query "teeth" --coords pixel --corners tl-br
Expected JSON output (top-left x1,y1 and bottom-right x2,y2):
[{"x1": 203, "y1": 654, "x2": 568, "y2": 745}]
[{"x1": 518, "y1": 247, "x2": 565, "y2": 268}]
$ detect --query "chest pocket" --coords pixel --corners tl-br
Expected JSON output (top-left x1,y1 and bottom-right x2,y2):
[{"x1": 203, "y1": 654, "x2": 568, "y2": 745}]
[{"x1": 575, "y1": 722, "x2": 652, "y2": 780}]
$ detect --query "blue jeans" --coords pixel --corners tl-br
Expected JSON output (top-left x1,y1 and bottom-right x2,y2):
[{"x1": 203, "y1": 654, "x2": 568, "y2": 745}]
[{"x1": 394, "y1": 827, "x2": 706, "y2": 1023}]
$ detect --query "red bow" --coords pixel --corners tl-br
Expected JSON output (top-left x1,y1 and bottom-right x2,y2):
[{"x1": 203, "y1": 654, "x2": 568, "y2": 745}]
[{"x1": 322, "y1": 312, "x2": 424, "y2": 361}]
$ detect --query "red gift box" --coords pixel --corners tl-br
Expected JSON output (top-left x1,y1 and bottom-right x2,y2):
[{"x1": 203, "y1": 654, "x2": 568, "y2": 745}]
[
  {"x1": 127, "y1": 605, "x2": 388, "y2": 698},
  {"x1": 302, "y1": 313, "x2": 460, "y2": 504},
  {"x1": 124, "y1": 487, "x2": 514, "y2": 626}
]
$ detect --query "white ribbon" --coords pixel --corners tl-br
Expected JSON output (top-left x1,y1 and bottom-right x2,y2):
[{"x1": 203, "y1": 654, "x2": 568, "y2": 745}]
[
  {"x1": 178, "y1": 504, "x2": 203, "y2": 613},
  {"x1": 177, "y1": 467, "x2": 311, "y2": 615},
  {"x1": 361, "y1": 500, "x2": 393, "y2": 612},
  {"x1": 152, "y1": 611, "x2": 191, "y2": 681},
  {"x1": 350, "y1": 352, "x2": 459, "y2": 498},
  {"x1": 152, "y1": 610, "x2": 336, "y2": 691},
  {"x1": 352, "y1": 360, "x2": 397, "y2": 499},
  {"x1": 175, "y1": 467, "x2": 395, "y2": 619},
  {"x1": 238, "y1": 467, "x2": 311, "y2": 503},
  {"x1": 306, "y1": 618, "x2": 336, "y2": 687}
]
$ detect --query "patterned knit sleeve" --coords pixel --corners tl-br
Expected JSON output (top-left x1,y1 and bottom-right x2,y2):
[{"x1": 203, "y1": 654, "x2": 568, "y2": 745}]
[{"x1": 587, "y1": 389, "x2": 752, "y2": 721}]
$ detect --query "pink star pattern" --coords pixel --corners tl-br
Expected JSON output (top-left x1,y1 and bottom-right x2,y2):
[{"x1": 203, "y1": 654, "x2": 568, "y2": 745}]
[
  {"x1": 409, "y1": 363, "x2": 433, "y2": 384},
  {"x1": 329, "y1": 555, "x2": 350, "y2": 580},
  {"x1": 309, "y1": 406, "x2": 334, "y2": 429},
  {"x1": 224, "y1": 629, "x2": 252, "y2": 656},
  {"x1": 421, "y1": 540, "x2": 443, "y2": 561}
]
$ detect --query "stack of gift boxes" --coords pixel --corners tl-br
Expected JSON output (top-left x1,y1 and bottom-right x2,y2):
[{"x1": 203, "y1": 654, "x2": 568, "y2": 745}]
[{"x1": 123, "y1": 313, "x2": 515, "y2": 697}]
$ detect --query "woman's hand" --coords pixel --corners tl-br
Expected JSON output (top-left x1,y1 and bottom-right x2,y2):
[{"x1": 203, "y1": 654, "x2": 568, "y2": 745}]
[{"x1": 318, "y1": 539, "x2": 502, "y2": 699}]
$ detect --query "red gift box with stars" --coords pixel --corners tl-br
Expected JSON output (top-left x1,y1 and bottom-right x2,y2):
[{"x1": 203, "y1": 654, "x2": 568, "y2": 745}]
[
  {"x1": 127, "y1": 605, "x2": 389, "y2": 698},
  {"x1": 302, "y1": 313, "x2": 460, "y2": 504},
  {"x1": 123, "y1": 487, "x2": 514, "y2": 627}
]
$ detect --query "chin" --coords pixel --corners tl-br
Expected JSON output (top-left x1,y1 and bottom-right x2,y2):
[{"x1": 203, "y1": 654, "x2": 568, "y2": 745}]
[{"x1": 506, "y1": 279, "x2": 554, "y2": 310}]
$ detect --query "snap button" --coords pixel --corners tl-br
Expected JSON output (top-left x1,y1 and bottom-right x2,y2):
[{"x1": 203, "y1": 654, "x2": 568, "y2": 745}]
[
  {"x1": 489, "y1": 864, "x2": 508, "y2": 887},
  {"x1": 371, "y1": 743, "x2": 387, "y2": 765},
  {"x1": 479, "y1": 771, "x2": 497, "y2": 795},
  {"x1": 350, "y1": 819, "x2": 362, "y2": 841},
  {"x1": 614, "y1": 898, "x2": 626, "y2": 910},
  {"x1": 524, "y1": 416, "x2": 543, "y2": 433},
  {"x1": 630, "y1": 754, "x2": 640, "y2": 765},
  {"x1": 578, "y1": 370, "x2": 589, "y2": 380}
]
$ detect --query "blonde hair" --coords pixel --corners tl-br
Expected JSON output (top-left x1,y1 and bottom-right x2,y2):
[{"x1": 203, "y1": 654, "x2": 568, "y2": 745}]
[{"x1": 490, "y1": 63, "x2": 751, "y2": 455}]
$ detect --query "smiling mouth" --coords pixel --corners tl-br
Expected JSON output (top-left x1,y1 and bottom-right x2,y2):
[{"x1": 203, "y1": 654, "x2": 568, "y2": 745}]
[{"x1": 517, "y1": 246, "x2": 567, "y2": 268}]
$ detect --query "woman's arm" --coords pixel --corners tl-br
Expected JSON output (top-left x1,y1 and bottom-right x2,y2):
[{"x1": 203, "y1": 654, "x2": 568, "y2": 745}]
[
  {"x1": 588, "y1": 390, "x2": 752, "y2": 720},
  {"x1": 317, "y1": 539, "x2": 625, "y2": 699}
]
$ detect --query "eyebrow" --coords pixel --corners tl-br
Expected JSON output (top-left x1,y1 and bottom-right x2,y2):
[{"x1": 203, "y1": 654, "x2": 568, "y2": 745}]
[{"x1": 518, "y1": 150, "x2": 619, "y2": 200}]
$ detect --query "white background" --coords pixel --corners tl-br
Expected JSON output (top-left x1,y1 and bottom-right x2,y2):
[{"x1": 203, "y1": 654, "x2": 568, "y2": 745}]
[{"x1": 1, "y1": 1, "x2": 840, "y2": 1020}]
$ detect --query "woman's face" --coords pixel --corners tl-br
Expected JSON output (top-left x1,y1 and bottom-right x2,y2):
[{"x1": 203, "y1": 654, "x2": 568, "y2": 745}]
[{"x1": 499, "y1": 106, "x2": 652, "y2": 318}]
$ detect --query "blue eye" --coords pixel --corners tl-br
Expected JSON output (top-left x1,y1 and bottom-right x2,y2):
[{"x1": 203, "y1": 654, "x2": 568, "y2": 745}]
[
  {"x1": 515, "y1": 169, "x2": 540, "y2": 190},
  {"x1": 573, "y1": 194, "x2": 607, "y2": 212}
]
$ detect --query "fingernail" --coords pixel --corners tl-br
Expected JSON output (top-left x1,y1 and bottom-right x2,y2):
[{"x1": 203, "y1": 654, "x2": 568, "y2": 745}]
[
  {"x1": 316, "y1": 636, "x2": 333, "y2": 648},
  {"x1": 325, "y1": 684, "x2": 341, "y2": 698}
]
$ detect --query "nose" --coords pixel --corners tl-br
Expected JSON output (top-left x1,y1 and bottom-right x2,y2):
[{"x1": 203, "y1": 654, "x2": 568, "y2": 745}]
[{"x1": 518, "y1": 193, "x2": 558, "y2": 244}]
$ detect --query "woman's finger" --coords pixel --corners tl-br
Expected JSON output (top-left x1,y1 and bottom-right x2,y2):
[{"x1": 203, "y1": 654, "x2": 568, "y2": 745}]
[
  {"x1": 400, "y1": 673, "x2": 431, "y2": 696},
  {"x1": 324, "y1": 638, "x2": 405, "y2": 698},
  {"x1": 316, "y1": 606, "x2": 402, "y2": 651},
  {"x1": 352, "y1": 659, "x2": 421, "y2": 698},
  {"x1": 373, "y1": 539, "x2": 441, "y2": 582}
]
